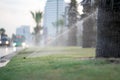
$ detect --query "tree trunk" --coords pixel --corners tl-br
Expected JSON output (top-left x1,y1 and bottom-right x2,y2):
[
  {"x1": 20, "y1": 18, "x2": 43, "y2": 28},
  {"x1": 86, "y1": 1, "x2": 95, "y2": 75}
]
[
  {"x1": 34, "y1": 25, "x2": 41, "y2": 46},
  {"x1": 96, "y1": 0, "x2": 120, "y2": 58},
  {"x1": 35, "y1": 33, "x2": 40, "y2": 46}
]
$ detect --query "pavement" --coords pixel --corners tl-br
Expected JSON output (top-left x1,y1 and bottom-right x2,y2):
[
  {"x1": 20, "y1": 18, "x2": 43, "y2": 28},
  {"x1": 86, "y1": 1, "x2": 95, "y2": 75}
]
[{"x1": 0, "y1": 47, "x2": 23, "y2": 68}]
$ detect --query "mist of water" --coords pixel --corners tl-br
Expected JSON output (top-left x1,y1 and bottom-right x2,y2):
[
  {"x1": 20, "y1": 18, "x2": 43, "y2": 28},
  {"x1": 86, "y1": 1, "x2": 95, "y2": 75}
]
[
  {"x1": 55, "y1": 11, "x2": 95, "y2": 45},
  {"x1": 27, "y1": 11, "x2": 97, "y2": 58}
]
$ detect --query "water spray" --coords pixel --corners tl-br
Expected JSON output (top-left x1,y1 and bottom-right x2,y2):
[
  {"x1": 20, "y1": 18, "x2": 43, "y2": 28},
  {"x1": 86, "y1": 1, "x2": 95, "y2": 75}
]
[
  {"x1": 46, "y1": 11, "x2": 97, "y2": 46},
  {"x1": 27, "y1": 11, "x2": 97, "y2": 58}
]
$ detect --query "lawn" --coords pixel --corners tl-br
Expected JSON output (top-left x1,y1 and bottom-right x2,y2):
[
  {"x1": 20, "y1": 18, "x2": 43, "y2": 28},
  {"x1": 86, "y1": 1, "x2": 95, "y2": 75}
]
[{"x1": 0, "y1": 47, "x2": 120, "y2": 80}]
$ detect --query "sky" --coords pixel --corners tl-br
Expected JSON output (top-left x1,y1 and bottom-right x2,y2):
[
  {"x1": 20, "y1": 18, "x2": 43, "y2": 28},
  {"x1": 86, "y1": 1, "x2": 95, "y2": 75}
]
[{"x1": 0, "y1": 0, "x2": 82, "y2": 37}]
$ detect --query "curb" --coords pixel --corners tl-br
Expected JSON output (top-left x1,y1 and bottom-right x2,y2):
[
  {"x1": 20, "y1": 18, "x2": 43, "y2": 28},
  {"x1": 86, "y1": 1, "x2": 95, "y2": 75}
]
[{"x1": 0, "y1": 48, "x2": 24, "y2": 68}]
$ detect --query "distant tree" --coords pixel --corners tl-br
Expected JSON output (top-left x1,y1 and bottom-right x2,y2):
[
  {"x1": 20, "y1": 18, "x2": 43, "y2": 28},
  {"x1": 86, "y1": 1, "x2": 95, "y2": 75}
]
[
  {"x1": 81, "y1": 0, "x2": 97, "y2": 48},
  {"x1": 0, "y1": 28, "x2": 6, "y2": 35},
  {"x1": 52, "y1": 19, "x2": 65, "y2": 34},
  {"x1": 31, "y1": 11, "x2": 42, "y2": 45},
  {"x1": 67, "y1": 0, "x2": 79, "y2": 46},
  {"x1": 68, "y1": 0, "x2": 78, "y2": 25}
]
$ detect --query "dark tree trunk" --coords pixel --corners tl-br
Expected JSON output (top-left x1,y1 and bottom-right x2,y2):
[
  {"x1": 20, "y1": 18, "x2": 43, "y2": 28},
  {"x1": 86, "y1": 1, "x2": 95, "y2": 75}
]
[
  {"x1": 35, "y1": 33, "x2": 40, "y2": 45},
  {"x1": 34, "y1": 25, "x2": 41, "y2": 46},
  {"x1": 96, "y1": 0, "x2": 120, "y2": 58}
]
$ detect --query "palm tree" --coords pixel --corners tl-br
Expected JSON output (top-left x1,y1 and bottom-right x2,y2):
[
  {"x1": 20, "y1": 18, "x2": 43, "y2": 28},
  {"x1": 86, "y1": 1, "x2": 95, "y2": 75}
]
[
  {"x1": 96, "y1": 0, "x2": 120, "y2": 58},
  {"x1": 31, "y1": 11, "x2": 42, "y2": 45},
  {"x1": 0, "y1": 28, "x2": 5, "y2": 35},
  {"x1": 67, "y1": 0, "x2": 78, "y2": 46}
]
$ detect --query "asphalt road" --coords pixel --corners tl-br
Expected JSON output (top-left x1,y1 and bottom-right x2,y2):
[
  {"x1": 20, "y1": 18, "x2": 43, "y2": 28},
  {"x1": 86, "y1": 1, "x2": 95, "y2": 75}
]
[
  {"x1": 0, "y1": 46, "x2": 23, "y2": 67},
  {"x1": 0, "y1": 47, "x2": 15, "y2": 57}
]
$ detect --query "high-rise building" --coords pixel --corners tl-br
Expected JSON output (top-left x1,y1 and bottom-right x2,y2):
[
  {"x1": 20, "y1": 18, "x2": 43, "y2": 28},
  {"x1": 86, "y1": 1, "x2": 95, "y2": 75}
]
[
  {"x1": 43, "y1": 0, "x2": 65, "y2": 37},
  {"x1": 16, "y1": 25, "x2": 32, "y2": 43}
]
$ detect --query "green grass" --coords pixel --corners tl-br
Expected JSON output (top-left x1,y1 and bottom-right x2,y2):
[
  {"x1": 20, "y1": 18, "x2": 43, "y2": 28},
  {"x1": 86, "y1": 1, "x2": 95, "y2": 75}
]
[{"x1": 0, "y1": 47, "x2": 120, "y2": 80}]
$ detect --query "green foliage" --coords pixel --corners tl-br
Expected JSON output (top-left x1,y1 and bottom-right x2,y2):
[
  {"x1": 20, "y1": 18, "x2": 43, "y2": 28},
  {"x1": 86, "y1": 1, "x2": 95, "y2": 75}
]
[
  {"x1": 30, "y1": 11, "x2": 43, "y2": 44},
  {"x1": 58, "y1": 19, "x2": 64, "y2": 26},
  {"x1": 30, "y1": 11, "x2": 42, "y2": 34},
  {"x1": 52, "y1": 19, "x2": 64, "y2": 27},
  {"x1": 70, "y1": 0, "x2": 77, "y2": 9},
  {"x1": 0, "y1": 28, "x2": 6, "y2": 34},
  {"x1": 31, "y1": 11, "x2": 42, "y2": 25},
  {"x1": 68, "y1": 0, "x2": 78, "y2": 26},
  {"x1": 52, "y1": 19, "x2": 65, "y2": 34}
]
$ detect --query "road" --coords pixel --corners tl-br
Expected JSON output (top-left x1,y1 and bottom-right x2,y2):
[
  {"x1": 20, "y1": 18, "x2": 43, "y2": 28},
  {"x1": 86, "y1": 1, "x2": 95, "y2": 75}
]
[{"x1": 0, "y1": 47, "x2": 17, "y2": 58}]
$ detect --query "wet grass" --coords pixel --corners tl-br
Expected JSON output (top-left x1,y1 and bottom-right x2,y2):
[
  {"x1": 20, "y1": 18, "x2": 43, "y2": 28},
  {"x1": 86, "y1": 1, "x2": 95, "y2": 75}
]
[
  {"x1": 0, "y1": 47, "x2": 120, "y2": 80},
  {"x1": 25, "y1": 47, "x2": 95, "y2": 58}
]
